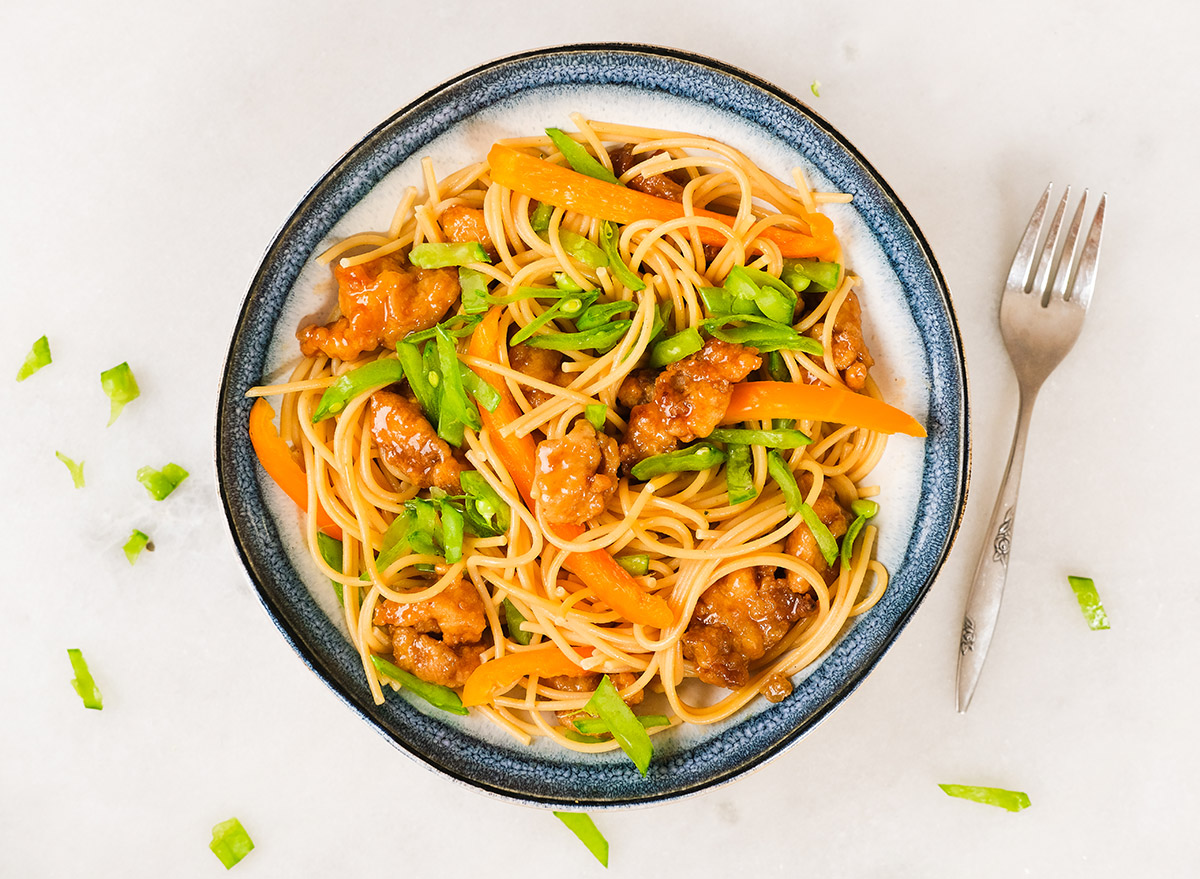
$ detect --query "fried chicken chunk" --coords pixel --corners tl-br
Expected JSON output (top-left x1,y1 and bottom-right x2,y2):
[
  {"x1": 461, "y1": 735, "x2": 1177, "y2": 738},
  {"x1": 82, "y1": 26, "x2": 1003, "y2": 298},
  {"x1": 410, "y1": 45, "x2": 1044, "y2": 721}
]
[
  {"x1": 509, "y1": 343, "x2": 572, "y2": 407},
  {"x1": 297, "y1": 256, "x2": 460, "y2": 361},
  {"x1": 610, "y1": 144, "x2": 687, "y2": 201},
  {"x1": 532, "y1": 421, "x2": 620, "y2": 526},
  {"x1": 439, "y1": 204, "x2": 495, "y2": 254},
  {"x1": 374, "y1": 577, "x2": 489, "y2": 688},
  {"x1": 620, "y1": 338, "x2": 761, "y2": 468},
  {"x1": 785, "y1": 473, "x2": 851, "y2": 588},
  {"x1": 804, "y1": 291, "x2": 874, "y2": 390},
  {"x1": 369, "y1": 390, "x2": 461, "y2": 491}
]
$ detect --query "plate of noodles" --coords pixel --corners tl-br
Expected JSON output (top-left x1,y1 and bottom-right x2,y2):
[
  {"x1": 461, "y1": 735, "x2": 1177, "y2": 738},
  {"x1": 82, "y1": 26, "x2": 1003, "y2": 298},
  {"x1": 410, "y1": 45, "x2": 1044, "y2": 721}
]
[{"x1": 217, "y1": 44, "x2": 967, "y2": 807}]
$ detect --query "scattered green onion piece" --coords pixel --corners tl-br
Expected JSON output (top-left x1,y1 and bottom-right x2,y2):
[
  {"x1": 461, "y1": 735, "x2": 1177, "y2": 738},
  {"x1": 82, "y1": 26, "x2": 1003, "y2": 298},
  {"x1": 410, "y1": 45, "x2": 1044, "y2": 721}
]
[
  {"x1": 841, "y1": 516, "x2": 867, "y2": 569},
  {"x1": 851, "y1": 499, "x2": 879, "y2": 519},
  {"x1": 100, "y1": 362, "x2": 140, "y2": 426},
  {"x1": 599, "y1": 221, "x2": 646, "y2": 291},
  {"x1": 435, "y1": 325, "x2": 481, "y2": 446},
  {"x1": 707, "y1": 427, "x2": 812, "y2": 449},
  {"x1": 798, "y1": 502, "x2": 839, "y2": 567},
  {"x1": 55, "y1": 451, "x2": 85, "y2": 488},
  {"x1": 123, "y1": 529, "x2": 151, "y2": 566},
  {"x1": 460, "y1": 471, "x2": 511, "y2": 537},
  {"x1": 631, "y1": 442, "x2": 726, "y2": 481},
  {"x1": 209, "y1": 818, "x2": 254, "y2": 870},
  {"x1": 811, "y1": 80, "x2": 821, "y2": 97},
  {"x1": 585, "y1": 403, "x2": 607, "y2": 431},
  {"x1": 311, "y1": 358, "x2": 404, "y2": 423},
  {"x1": 1067, "y1": 575, "x2": 1111, "y2": 630},
  {"x1": 440, "y1": 500, "x2": 464, "y2": 564},
  {"x1": 458, "y1": 363, "x2": 501, "y2": 412},
  {"x1": 371, "y1": 654, "x2": 468, "y2": 715},
  {"x1": 766, "y1": 450, "x2": 803, "y2": 516},
  {"x1": 615, "y1": 553, "x2": 650, "y2": 577},
  {"x1": 703, "y1": 315, "x2": 824, "y2": 354},
  {"x1": 409, "y1": 241, "x2": 491, "y2": 268},
  {"x1": 459, "y1": 267, "x2": 491, "y2": 314},
  {"x1": 510, "y1": 291, "x2": 600, "y2": 346},
  {"x1": 724, "y1": 443, "x2": 757, "y2": 505},
  {"x1": 402, "y1": 313, "x2": 482, "y2": 345},
  {"x1": 576, "y1": 300, "x2": 637, "y2": 331},
  {"x1": 16, "y1": 335, "x2": 51, "y2": 381},
  {"x1": 649, "y1": 327, "x2": 703, "y2": 368},
  {"x1": 530, "y1": 202, "x2": 553, "y2": 233},
  {"x1": 585, "y1": 675, "x2": 653, "y2": 775},
  {"x1": 546, "y1": 128, "x2": 620, "y2": 185},
  {"x1": 571, "y1": 713, "x2": 670, "y2": 735},
  {"x1": 938, "y1": 784, "x2": 1031, "y2": 813},
  {"x1": 554, "y1": 229, "x2": 609, "y2": 268},
  {"x1": 503, "y1": 598, "x2": 533, "y2": 646},
  {"x1": 553, "y1": 812, "x2": 609, "y2": 867},
  {"x1": 523, "y1": 321, "x2": 632, "y2": 352},
  {"x1": 137, "y1": 463, "x2": 188, "y2": 501},
  {"x1": 554, "y1": 271, "x2": 584, "y2": 292},
  {"x1": 67, "y1": 648, "x2": 103, "y2": 710},
  {"x1": 782, "y1": 258, "x2": 841, "y2": 292},
  {"x1": 316, "y1": 532, "x2": 345, "y2": 604}
]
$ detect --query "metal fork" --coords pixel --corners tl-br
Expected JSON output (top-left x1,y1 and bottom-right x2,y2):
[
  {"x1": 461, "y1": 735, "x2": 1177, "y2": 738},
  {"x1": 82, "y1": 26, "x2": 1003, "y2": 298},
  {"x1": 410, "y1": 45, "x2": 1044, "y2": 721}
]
[{"x1": 955, "y1": 184, "x2": 1107, "y2": 712}]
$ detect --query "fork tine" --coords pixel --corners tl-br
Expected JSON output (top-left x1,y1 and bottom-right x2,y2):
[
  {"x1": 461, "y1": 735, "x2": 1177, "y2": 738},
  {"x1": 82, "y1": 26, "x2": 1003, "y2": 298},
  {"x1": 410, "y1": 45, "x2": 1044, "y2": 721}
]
[
  {"x1": 1032, "y1": 185, "x2": 1071, "y2": 302},
  {"x1": 1050, "y1": 191, "x2": 1088, "y2": 302},
  {"x1": 1069, "y1": 193, "x2": 1107, "y2": 308},
  {"x1": 1005, "y1": 184, "x2": 1052, "y2": 292}
]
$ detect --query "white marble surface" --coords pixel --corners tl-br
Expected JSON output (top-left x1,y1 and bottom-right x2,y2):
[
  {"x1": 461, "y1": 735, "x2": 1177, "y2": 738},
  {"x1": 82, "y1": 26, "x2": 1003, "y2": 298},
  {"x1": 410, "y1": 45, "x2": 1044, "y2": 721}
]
[{"x1": 3, "y1": 2, "x2": 1198, "y2": 876}]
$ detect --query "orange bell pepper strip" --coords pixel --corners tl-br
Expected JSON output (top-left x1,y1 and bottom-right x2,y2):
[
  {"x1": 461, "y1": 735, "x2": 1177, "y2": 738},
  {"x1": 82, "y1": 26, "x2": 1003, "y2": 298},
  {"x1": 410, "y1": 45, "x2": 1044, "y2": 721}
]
[
  {"x1": 462, "y1": 645, "x2": 590, "y2": 707},
  {"x1": 248, "y1": 397, "x2": 342, "y2": 537},
  {"x1": 466, "y1": 308, "x2": 675, "y2": 630},
  {"x1": 487, "y1": 144, "x2": 839, "y2": 261},
  {"x1": 722, "y1": 381, "x2": 926, "y2": 437}
]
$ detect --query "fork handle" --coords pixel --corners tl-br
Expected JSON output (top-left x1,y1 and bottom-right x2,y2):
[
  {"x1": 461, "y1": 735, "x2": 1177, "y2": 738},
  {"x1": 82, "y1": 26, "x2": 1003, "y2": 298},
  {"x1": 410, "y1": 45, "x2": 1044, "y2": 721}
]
[{"x1": 955, "y1": 389, "x2": 1039, "y2": 712}]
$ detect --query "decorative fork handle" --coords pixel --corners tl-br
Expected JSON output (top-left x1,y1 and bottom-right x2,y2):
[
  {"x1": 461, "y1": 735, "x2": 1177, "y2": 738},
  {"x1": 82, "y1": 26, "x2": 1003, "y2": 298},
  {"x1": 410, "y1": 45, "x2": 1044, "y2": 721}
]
[{"x1": 955, "y1": 390, "x2": 1038, "y2": 712}]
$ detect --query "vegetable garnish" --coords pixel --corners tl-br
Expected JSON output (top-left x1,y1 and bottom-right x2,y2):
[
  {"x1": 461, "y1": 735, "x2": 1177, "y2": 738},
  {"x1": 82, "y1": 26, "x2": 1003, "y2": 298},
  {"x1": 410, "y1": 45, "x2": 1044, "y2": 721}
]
[
  {"x1": 55, "y1": 451, "x2": 85, "y2": 488},
  {"x1": 707, "y1": 427, "x2": 812, "y2": 449},
  {"x1": 938, "y1": 784, "x2": 1031, "y2": 813},
  {"x1": 702, "y1": 314, "x2": 823, "y2": 354},
  {"x1": 458, "y1": 363, "x2": 502, "y2": 413},
  {"x1": 630, "y1": 443, "x2": 726, "y2": 481},
  {"x1": 396, "y1": 341, "x2": 440, "y2": 419},
  {"x1": 765, "y1": 350, "x2": 790, "y2": 383},
  {"x1": 123, "y1": 529, "x2": 151, "y2": 565},
  {"x1": 67, "y1": 648, "x2": 103, "y2": 710},
  {"x1": 546, "y1": 127, "x2": 621, "y2": 185},
  {"x1": 373, "y1": 508, "x2": 414, "y2": 572},
  {"x1": 723, "y1": 382, "x2": 927, "y2": 437},
  {"x1": 1067, "y1": 575, "x2": 1111, "y2": 630},
  {"x1": 248, "y1": 398, "x2": 341, "y2": 538},
  {"x1": 462, "y1": 644, "x2": 587, "y2": 706},
  {"x1": 585, "y1": 403, "x2": 608, "y2": 431},
  {"x1": 209, "y1": 818, "x2": 255, "y2": 869},
  {"x1": 16, "y1": 335, "x2": 51, "y2": 381},
  {"x1": 434, "y1": 324, "x2": 482, "y2": 446},
  {"x1": 851, "y1": 499, "x2": 879, "y2": 518},
  {"x1": 798, "y1": 502, "x2": 839, "y2": 567},
  {"x1": 371, "y1": 654, "x2": 469, "y2": 715},
  {"x1": 555, "y1": 229, "x2": 609, "y2": 269},
  {"x1": 782, "y1": 257, "x2": 841, "y2": 292},
  {"x1": 571, "y1": 713, "x2": 669, "y2": 735},
  {"x1": 523, "y1": 322, "x2": 632, "y2": 352},
  {"x1": 553, "y1": 812, "x2": 609, "y2": 868},
  {"x1": 724, "y1": 265, "x2": 796, "y2": 324},
  {"x1": 811, "y1": 80, "x2": 821, "y2": 97},
  {"x1": 459, "y1": 471, "x2": 511, "y2": 537},
  {"x1": 599, "y1": 220, "x2": 647, "y2": 291},
  {"x1": 530, "y1": 201, "x2": 554, "y2": 233},
  {"x1": 615, "y1": 553, "x2": 650, "y2": 577},
  {"x1": 311, "y1": 358, "x2": 404, "y2": 422},
  {"x1": 440, "y1": 499, "x2": 465, "y2": 563},
  {"x1": 459, "y1": 266, "x2": 491, "y2": 313},
  {"x1": 503, "y1": 598, "x2": 534, "y2": 645},
  {"x1": 316, "y1": 532, "x2": 345, "y2": 604},
  {"x1": 766, "y1": 450, "x2": 803, "y2": 516},
  {"x1": 408, "y1": 241, "x2": 491, "y2": 268},
  {"x1": 585, "y1": 675, "x2": 654, "y2": 775},
  {"x1": 725, "y1": 443, "x2": 757, "y2": 504},
  {"x1": 511, "y1": 291, "x2": 599, "y2": 345},
  {"x1": 137, "y1": 463, "x2": 189, "y2": 501},
  {"x1": 840, "y1": 499, "x2": 879, "y2": 568},
  {"x1": 554, "y1": 271, "x2": 584, "y2": 292},
  {"x1": 650, "y1": 327, "x2": 704, "y2": 368},
  {"x1": 100, "y1": 361, "x2": 140, "y2": 426},
  {"x1": 576, "y1": 300, "x2": 637, "y2": 330},
  {"x1": 489, "y1": 144, "x2": 838, "y2": 259}
]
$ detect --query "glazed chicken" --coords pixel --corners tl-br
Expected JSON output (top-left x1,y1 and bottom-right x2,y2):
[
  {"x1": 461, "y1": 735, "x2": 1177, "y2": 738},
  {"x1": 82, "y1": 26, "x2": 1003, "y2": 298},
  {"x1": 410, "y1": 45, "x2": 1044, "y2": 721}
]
[
  {"x1": 368, "y1": 390, "x2": 462, "y2": 491},
  {"x1": 803, "y1": 291, "x2": 874, "y2": 390},
  {"x1": 532, "y1": 421, "x2": 620, "y2": 526},
  {"x1": 374, "y1": 577, "x2": 489, "y2": 688}
]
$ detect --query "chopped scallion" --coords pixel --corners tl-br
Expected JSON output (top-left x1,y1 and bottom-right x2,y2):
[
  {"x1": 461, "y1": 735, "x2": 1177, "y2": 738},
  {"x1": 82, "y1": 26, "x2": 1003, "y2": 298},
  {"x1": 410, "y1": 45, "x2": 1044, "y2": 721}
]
[
  {"x1": 137, "y1": 463, "x2": 188, "y2": 501},
  {"x1": 585, "y1": 675, "x2": 654, "y2": 775},
  {"x1": 123, "y1": 529, "x2": 151, "y2": 566},
  {"x1": 67, "y1": 648, "x2": 103, "y2": 710},
  {"x1": 811, "y1": 80, "x2": 821, "y2": 98},
  {"x1": 55, "y1": 451, "x2": 85, "y2": 488},
  {"x1": 100, "y1": 362, "x2": 140, "y2": 426},
  {"x1": 209, "y1": 818, "x2": 255, "y2": 869},
  {"x1": 553, "y1": 812, "x2": 609, "y2": 867},
  {"x1": 371, "y1": 654, "x2": 469, "y2": 715},
  {"x1": 938, "y1": 784, "x2": 1031, "y2": 812},
  {"x1": 1067, "y1": 575, "x2": 1110, "y2": 630},
  {"x1": 16, "y1": 335, "x2": 51, "y2": 381}
]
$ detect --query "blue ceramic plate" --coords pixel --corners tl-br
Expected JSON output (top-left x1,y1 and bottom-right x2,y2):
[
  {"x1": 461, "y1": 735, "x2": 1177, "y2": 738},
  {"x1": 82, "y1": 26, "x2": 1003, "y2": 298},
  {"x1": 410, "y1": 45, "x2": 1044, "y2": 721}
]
[{"x1": 216, "y1": 44, "x2": 968, "y2": 808}]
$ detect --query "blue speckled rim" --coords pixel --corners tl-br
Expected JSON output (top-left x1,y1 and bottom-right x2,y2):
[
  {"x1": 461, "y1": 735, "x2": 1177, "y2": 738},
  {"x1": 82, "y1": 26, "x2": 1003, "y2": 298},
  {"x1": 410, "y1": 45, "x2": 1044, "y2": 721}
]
[{"x1": 216, "y1": 44, "x2": 969, "y2": 809}]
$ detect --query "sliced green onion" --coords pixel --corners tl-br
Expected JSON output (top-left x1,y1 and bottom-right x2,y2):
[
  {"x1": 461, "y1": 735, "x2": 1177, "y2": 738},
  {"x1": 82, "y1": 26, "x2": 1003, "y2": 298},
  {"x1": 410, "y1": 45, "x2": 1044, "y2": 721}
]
[
  {"x1": 649, "y1": 327, "x2": 703, "y2": 368},
  {"x1": 100, "y1": 362, "x2": 140, "y2": 426},
  {"x1": 402, "y1": 313, "x2": 482, "y2": 345},
  {"x1": 137, "y1": 463, "x2": 188, "y2": 501},
  {"x1": 312, "y1": 358, "x2": 404, "y2": 422},
  {"x1": 841, "y1": 516, "x2": 867, "y2": 569},
  {"x1": 585, "y1": 675, "x2": 653, "y2": 775},
  {"x1": 851, "y1": 499, "x2": 879, "y2": 519},
  {"x1": 523, "y1": 321, "x2": 632, "y2": 352},
  {"x1": 576, "y1": 300, "x2": 637, "y2": 331},
  {"x1": 554, "y1": 229, "x2": 608, "y2": 268},
  {"x1": 316, "y1": 532, "x2": 345, "y2": 604},
  {"x1": 703, "y1": 315, "x2": 824, "y2": 354},
  {"x1": 209, "y1": 818, "x2": 254, "y2": 869},
  {"x1": 459, "y1": 363, "x2": 501, "y2": 412},
  {"x1": 459, "y1": 267, "x2": 491, "y2": 314},
  {"x1": 371, "y1": 654, "x2": 469, "y2": 715},
  {"x1": 510, "y1": 291, "x2": 600, "y2": 346},
  {"x1": 599, "y1": 220, "x2": 646, "y2": 291},
  {"x1": 67, "y1": 648, "x2": 103, "y2": 710},
  {"x1": 55, "y1": 451, "x2": 85, "y2": 488},
  {"x1": 938, "y1": 784, "x2": 1031, "y2": 812},
  {"x1": 16, "y1": 335, "x2": 51, "y2": 381},
  {"x1": 408, "y1": 241, "x2": 491, "y2": 268},
  {"x1": 440, "y1": 499, "x2": 464, "y2": 564},
  {"x1": 798, "y1": 502, "x2": 839, "y2": 567},
  {"x1": 460, "y1": 471, "x2": 511, "y2": 537},
  {"x1": 615, "y1": 553, "x2": 650, "y2": 577},
  {"x1": 553, "y1": 812, "x2": 609, "y2": 868},
  {"x1": 554, "y1": 271, "x2": 584, "y2": 292},
  {"x1": 434, "y1": 325, "x2": 481, "y2": 446},
  {"x1": 123, "y1": 529, "x2": 151, "y2": 566},
  {"x1": 530, "y1": 202, "x2": 553, "y2": 233},
  {"x1": 546, "y1": 128, "x2": 620, "y2": 185},
  {"x1": 585, "y1": 403, "x2": 607, "y2": 430},
  {"x1": 503, "y1": 598, "x2": 533, "y2": 646},
  {"x1": 631, "y1": 443, "x2": 726, "y2": 481},
  {"x1": 782, "y1": 258, "x2": 841, "y2": 292},
  {"x1": 766, "y1": 450, "x2": 803, "y2": 516},
  {"x1": 572, "y1": 713, "x2": 670, "y2": 735},
  {"x1": 724, "y1": 443, "x2": 757, "y2": 505},
  {"x1": 1067, "y1": 575, "x2": 1111, "y2": 630},
  {"x1": 707, "y1": 427, "x2": 812, "y2": 449}
]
